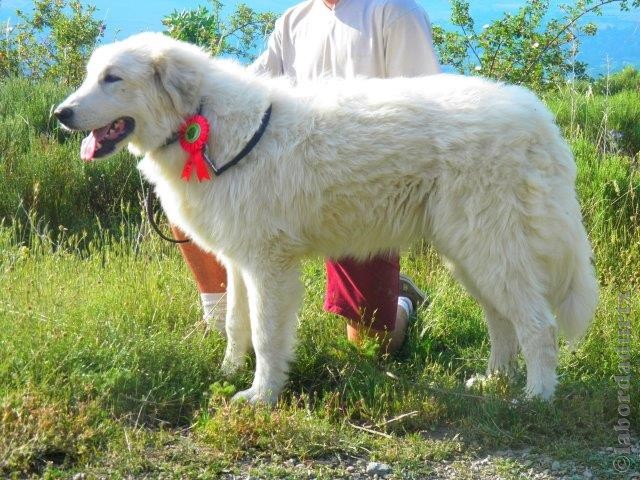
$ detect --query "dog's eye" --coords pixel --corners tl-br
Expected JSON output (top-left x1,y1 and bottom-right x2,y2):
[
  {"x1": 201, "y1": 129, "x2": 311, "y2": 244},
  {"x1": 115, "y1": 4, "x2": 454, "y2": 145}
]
[{"x1": 103, "y1": 74, "x2": 122, "y2": 83}]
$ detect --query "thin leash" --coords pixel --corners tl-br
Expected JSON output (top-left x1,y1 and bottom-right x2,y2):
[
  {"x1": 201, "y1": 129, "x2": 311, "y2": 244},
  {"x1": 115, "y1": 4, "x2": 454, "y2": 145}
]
[
  {"x1": 146, "y1": 190, "x2": 188, "y2": 243},
  {"x1": 145, "y1": 105, "x2": 272, "y2": 244}
]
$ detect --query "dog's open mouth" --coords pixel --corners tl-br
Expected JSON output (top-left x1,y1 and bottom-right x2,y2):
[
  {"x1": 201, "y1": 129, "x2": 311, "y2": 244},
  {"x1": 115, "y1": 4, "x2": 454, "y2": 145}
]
[{"x1": 80, "y1": 117, "x2": 135, "y2": 161}]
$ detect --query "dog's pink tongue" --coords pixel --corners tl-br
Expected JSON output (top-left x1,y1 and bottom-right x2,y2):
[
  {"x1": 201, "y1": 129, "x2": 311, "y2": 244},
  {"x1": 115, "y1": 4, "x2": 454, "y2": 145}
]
[
  {"x1": 80, "y1": 125, "x2": 111, "y2": 161},
  {"x1": 81, "y1": 132, "x2": 97, "y2": 161}
]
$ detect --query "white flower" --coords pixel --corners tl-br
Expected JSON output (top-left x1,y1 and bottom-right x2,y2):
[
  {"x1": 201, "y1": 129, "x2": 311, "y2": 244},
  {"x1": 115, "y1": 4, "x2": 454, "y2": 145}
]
[
  {"x1": 532, "y1": 41, "x2": 540, "y2": 48},
  {"x1": 4, "y1": 20, "x2": 14, "y2": 36}
]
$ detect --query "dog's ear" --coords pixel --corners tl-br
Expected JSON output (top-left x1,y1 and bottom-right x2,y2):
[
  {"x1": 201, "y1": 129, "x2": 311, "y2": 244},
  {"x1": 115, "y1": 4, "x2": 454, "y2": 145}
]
[{"x1": 154, "y1": 52, "x2": 202, "y2": 117}]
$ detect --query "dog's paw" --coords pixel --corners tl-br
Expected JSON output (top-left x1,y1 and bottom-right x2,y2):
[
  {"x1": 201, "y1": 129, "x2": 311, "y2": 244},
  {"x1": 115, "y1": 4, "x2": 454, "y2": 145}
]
[
  {"x1": 231, "y1": 387, "x2": 278, "y2": 405},
  {"x1": 465, "y1": 373, "x2": 488, "y2": 391},
  {"x1": 221, "y1": 346, "x2": 246, "y2": 376},
  {"x1": 524, "y1": 378, "x2": 556, "y2": 401},
  {"x1": 221, "y1": 356, "x2": 244, "y2": 377},
  {"x1": 465, "y1": 372, "x2": 513, "y2": 396},
  {"x1": 487, "y1": 358, "x2": 518, "y2": 378}
]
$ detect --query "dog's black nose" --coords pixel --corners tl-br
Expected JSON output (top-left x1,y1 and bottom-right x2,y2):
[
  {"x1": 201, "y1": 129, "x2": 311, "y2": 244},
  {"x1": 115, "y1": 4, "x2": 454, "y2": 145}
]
[{"x1": 54, "y1": 107, "x2": 73, "y2": 121}]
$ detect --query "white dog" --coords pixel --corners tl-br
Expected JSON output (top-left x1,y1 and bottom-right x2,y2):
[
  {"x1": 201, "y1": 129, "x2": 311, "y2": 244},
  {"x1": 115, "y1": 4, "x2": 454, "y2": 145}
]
[{"x1": 55, "y1": 33, "x2": 598, "y2": 404}]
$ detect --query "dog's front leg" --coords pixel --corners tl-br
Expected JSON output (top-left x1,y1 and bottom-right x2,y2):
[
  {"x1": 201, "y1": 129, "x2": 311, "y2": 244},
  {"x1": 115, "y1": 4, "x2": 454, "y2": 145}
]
[
  {"x1": 221, "y1": 263, "x2": 252, "y2": 375},
  {"x1": 231, "y1": 262, "x2": 303, "y2": 404}
]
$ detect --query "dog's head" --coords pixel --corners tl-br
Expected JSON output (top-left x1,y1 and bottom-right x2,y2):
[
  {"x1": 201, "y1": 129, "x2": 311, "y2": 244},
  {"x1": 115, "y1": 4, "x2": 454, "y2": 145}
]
[{"x1": 54, "y1": 32, "x2": 207, "y2": 160}]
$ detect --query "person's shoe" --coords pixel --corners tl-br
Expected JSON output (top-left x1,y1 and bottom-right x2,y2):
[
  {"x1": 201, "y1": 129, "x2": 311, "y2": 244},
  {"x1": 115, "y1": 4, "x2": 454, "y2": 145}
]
[{"x1": 399, "y1": 273, "x2": 428, "y2": 312}]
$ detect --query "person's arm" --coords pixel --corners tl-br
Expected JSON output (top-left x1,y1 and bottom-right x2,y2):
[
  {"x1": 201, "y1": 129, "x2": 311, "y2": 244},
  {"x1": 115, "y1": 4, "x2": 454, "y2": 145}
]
[
  {"x1": 250, "y1": 19, "x2": 284, "y2": 77},
  {"x1": 383, "y1": 3, "x2": 441, "y2": 77}
]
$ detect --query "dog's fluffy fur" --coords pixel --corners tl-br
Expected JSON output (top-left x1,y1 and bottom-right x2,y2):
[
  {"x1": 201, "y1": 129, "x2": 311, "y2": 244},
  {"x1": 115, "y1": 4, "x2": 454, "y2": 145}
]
[{"x1": 57, "y1": 33, "x2": 598, "y2": 403}]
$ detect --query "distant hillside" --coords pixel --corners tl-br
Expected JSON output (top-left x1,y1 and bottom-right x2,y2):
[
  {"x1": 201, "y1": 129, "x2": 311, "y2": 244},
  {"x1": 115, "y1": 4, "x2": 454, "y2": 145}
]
[{"x1": 579, "y1": 25, "x2": 640, "y2": 76}]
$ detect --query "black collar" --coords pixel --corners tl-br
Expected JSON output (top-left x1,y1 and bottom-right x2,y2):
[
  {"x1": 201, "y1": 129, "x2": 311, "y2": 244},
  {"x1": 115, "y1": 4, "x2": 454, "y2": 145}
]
[{"x1": 159, "y1": 104, "x2": 273, "y2": 177}]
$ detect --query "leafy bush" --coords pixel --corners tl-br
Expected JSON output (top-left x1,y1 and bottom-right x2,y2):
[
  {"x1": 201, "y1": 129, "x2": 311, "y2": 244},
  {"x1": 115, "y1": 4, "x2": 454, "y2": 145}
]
[
  {"x1": 432, "y1": 0, "x2": 640, "y2": 90},
  {"x1": 1, "y1": 0, "x2": 104, "y2": 85},
  {"x1": 162, "y1": 0, "x2": 276, "y2": 62},
  {"x1": 593, "y1": 65, "x2": 640, "y2": 95},
  {"x1": 0, "y1": 0, "x2": 276, "y2": 85}
]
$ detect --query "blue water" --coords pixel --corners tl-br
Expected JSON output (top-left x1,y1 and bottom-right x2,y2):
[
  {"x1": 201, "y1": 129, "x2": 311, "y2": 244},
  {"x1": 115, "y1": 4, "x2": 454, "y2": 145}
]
[{"x1": 1, "y1": 0, "x2": 638, "y2": 75}]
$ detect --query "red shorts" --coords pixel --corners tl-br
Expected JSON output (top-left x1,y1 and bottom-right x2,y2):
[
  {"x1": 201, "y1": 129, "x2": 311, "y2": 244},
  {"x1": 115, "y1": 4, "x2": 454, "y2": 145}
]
[{"x1": 323, "y1": 254, "x2": 400, "y2": 331}]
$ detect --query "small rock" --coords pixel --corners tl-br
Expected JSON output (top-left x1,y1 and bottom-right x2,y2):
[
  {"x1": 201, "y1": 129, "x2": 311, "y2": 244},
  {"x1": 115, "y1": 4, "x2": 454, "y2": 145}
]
[
  {"x1": 551, "y1": 461, "x2": 561, "y2": 471},
  {"x1": 583, "y1": 469, "x2": 593, "y2": 479},
  {"x1": 72, "y1": 474, "x2": 86, "y2": 480},
  {"x1": 366, "y1": 461, "x2": 392, "y2": 476},
  {"x1": 496, "y1": 449, "x2": 514, "y2": 458},
  {"x1": 520, "y1": 447, "x2": 533, "y2": 457},
  {"x1": 346, "y1": 465, "x2": 356, "y2": 473}
]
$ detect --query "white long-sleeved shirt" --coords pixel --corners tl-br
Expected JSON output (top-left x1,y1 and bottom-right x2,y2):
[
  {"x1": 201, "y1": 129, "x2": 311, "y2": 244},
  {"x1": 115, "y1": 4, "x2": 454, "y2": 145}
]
[{"x1": 252, "y1": 0, "x2": 441, "y2": 82}]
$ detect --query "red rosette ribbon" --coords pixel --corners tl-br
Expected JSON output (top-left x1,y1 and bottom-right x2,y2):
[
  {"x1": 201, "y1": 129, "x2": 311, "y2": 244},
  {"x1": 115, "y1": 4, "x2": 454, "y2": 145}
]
[{"x1": 179, "y1": 114, "x2": 211, "y2": 181}]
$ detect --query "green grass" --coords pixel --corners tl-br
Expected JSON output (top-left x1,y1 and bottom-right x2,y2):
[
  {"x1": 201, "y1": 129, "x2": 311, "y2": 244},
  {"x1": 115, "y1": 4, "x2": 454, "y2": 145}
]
[
  {"x1": 0, "y1": 221, "x2": 638, "y2": 477},
  {"x1": 547, "y1": 87, "x2": 640, "y2": 155},
  {"x1": 1, "y1": 75, "x2": 639, "y2": 477}
]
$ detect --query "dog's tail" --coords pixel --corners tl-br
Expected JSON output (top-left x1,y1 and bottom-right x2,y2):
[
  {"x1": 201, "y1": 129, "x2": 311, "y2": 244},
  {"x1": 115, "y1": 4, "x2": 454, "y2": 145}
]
[{"x1": 555, "y1": 235, "x2": 599, "y2": 346}]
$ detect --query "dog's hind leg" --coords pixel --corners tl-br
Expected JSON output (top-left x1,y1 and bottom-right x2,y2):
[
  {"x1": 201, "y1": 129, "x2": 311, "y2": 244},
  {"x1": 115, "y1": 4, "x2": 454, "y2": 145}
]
[
  {"x1": 231, "y1": 262, "x2": 303, "y2": 404},
  {"x1": 444, "y1": 259, "x2": 519, "y2": 381},
  {"x1": 440, "y1": 246, "x2": 558, "y2": 399},
  {"x1": 475, "y1": 280, "x2": 558, "y2": 399},
  {"x1": 479, "y1": 245, "x2": 558, "y2": 398},
  {"x1": 466, "y1": 303, "x2": 520, "y2": 390},
  {"x1": 476, "y1": 266, "x2": 558, "y2": 399},
  {"x1": 483, "y1": 303, "x2": 520, "y2": 376},
  {"x1": 221, "y1": 264, "x2": 252, "y2": 376},
  {"x1": 510, "y1": 303, "x2": 558, "y2": 400}
]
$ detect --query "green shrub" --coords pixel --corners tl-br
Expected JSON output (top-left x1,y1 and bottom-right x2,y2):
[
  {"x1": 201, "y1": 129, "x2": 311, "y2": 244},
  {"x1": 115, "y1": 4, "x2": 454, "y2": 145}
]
[
  {"x1": 572, "y1": 139, "x2": 640, "y2": 285},
  {"x1": 547, "y1": 87, "x2": 640, "y2": 155},
  {"x1": 162, "y1": 0, "x2": 276, "y2": 62},
  {"x1": 1, "y1": 0, "x2": 104, "y2": 85},
  {"x1": 430, "y1": 0, "x2": 638, "y2": 91},
  {"x1": 594, "y1": 65, "x2": 640, "y2": 95}
]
